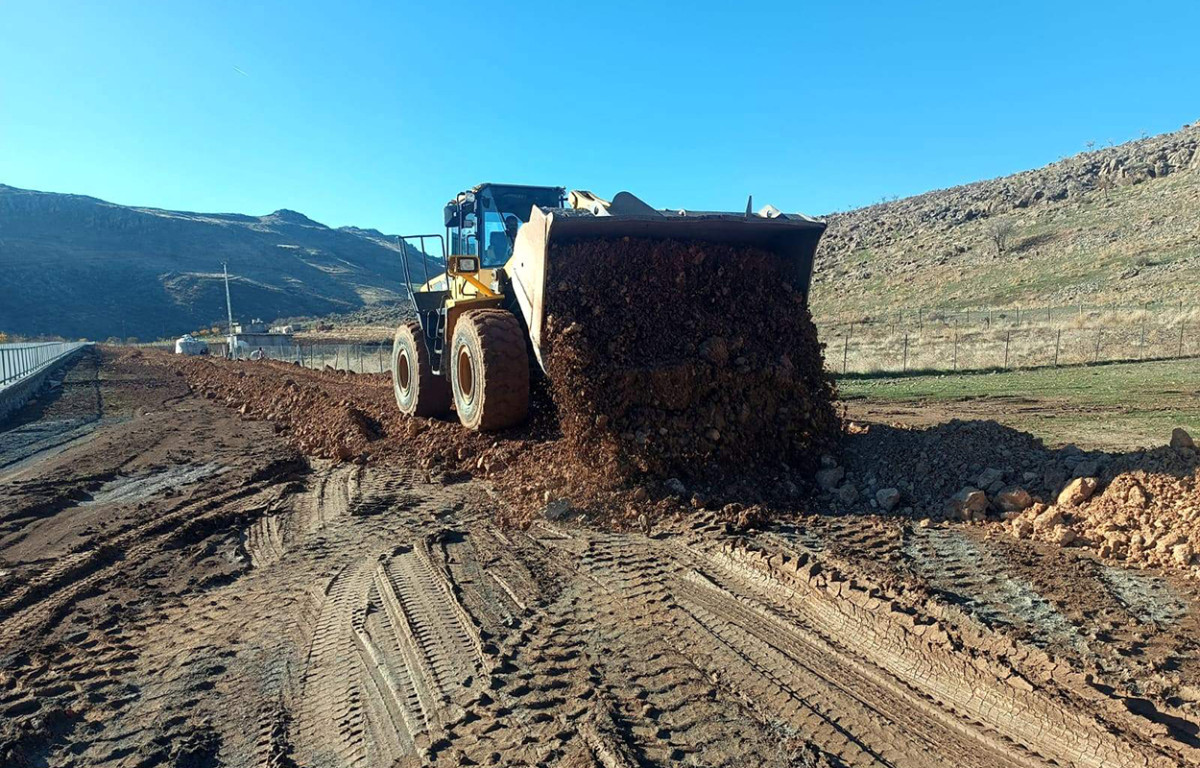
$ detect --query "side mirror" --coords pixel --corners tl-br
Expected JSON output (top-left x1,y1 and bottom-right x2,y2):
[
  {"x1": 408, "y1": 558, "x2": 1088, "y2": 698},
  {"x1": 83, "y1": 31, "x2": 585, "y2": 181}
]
[{"x1": 443, "y1": 204, "x2": 460, "y2": 227}]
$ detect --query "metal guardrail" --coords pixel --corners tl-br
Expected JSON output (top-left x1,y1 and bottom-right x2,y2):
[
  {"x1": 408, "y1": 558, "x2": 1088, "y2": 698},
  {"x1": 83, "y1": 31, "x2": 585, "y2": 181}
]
[{"x1": 0, "y1": 342, "x2": 90, "y2": 390}]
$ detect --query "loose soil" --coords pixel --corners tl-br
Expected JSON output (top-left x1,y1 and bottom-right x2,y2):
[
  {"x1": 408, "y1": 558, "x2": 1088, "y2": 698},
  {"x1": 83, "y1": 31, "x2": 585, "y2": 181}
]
[
  {"x1": 3, "y1": 348, "x2": 1200, "y2": 768},
  {"x1": 541, "y1": 237, "x2": 839, "y2": 482}
]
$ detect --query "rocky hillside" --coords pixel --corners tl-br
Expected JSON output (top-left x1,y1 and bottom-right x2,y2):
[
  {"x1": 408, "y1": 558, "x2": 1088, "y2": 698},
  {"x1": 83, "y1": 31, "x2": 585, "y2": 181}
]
[
  {"x1": 0, "y1": 185, "x2": 429, "y2": 340},
  {"x1": 811, "y1": 121, "x2": 1200, "y2": 319}
]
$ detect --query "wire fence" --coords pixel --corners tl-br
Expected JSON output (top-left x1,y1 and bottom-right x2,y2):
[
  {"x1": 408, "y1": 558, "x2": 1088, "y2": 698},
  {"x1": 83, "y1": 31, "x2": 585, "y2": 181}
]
[
  {"x1": 818, "y1": 299, "x2": 1197, "y2": 335},
  {"x1": 0, "y1": 342, "x2": 91, "y2": 390},
  {"x1": 826, "y1": 321, "x2": 1196, "y2": 375}
]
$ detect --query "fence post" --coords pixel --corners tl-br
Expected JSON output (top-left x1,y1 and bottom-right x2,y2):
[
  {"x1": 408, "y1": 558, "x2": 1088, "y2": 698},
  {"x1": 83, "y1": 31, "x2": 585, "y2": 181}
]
[
  {"x1": 842, "y1": 335, "x2": 849, "y2": 374},
  {"x1": 1093, "y1": 329, "x2": 1102, "y2": 363},
  {"x1": 1003, "y1": 330, "x2": 1011, "y2": 369},
  {"x1": 902, "y1": 333, "x2": 909, "y2": 372},
  {"x1": 377, "y1": 344, "x2": 384, "y2": 373},
  {"x1": 1180, "y1": 322, "x2": 1186, "y2": 358},
  {"x1": 1054, "y1": 329, "x2": 1061, "y2": 367},
  {"x1": 1140, "y1": 320, "x2": 1147, "y2": 360}
]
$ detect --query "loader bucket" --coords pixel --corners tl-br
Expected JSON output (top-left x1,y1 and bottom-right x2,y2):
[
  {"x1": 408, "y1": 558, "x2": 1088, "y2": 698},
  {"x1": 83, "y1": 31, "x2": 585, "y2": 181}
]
[{"x1": 505, "y1": 193, "x2": 827, "y2": 371}]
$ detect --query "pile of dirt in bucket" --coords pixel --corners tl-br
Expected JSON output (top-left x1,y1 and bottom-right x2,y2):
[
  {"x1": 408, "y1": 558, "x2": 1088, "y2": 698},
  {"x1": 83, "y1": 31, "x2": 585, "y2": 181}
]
[{"x1": 540, "y1": 237, "x2": 840, "y2": 483}]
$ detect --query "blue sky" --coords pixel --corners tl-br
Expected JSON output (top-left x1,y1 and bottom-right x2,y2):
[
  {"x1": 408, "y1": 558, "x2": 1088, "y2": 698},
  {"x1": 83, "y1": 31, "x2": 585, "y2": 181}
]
[{"x1": 2, "y1": 1, "x2": 1197, "y2": 235}]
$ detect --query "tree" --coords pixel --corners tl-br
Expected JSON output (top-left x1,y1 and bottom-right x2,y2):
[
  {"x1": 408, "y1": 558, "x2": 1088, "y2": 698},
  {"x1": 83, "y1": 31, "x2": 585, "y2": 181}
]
[{"x1": 988, "y1": 220, "x2": 1016, "y2": 256}]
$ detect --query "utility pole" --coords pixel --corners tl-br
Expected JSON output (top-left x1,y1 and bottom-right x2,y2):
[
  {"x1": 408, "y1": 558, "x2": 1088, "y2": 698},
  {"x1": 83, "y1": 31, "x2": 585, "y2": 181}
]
[{"x1": 223, "y1": 263, "x2": 236, "y2": 358}]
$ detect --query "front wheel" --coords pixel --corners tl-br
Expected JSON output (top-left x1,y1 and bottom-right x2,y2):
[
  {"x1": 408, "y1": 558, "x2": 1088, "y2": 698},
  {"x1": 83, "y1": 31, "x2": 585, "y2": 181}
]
[
  {"x1": 450, "y1": 309, "x2": 530, "y2": 431},
  {"x1": 392, "y1": 322, "x2": 450, "y2": 417}
]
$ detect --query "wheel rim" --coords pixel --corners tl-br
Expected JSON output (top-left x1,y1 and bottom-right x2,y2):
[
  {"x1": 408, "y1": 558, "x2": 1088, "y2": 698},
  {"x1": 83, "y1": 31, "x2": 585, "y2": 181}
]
[
  {"x1": 396, "y1": 348, "x2": 412, "y2": 393},
  {"x1": 457, "y1": 347, "x2": 475, "y2": 405}
]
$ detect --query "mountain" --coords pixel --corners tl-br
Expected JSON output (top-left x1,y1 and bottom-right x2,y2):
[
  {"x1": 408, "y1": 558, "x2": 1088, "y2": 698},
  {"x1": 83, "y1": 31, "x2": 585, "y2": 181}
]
[
  {"x1": 0, "y1": 185, "x2": 431, "y2": 340},
  {"x1": 810, "y1": 121, "x2": 1200, "y2": 320}
]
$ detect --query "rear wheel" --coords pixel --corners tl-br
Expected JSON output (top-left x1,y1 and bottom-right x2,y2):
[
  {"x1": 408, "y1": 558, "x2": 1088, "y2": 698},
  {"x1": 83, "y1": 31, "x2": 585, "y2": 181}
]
[
  {"x1": 450, "y1": 309, "x2": 530, "y2": 431},
  {"x1": 392, "y1": 322, "x2": 450, "y2": 417}
]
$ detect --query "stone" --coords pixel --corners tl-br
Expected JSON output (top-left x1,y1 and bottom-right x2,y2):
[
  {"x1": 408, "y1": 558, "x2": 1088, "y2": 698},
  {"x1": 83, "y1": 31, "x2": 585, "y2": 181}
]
[
  {"x1": 836, "y1": 483, "x2": 859, "y2": 505},
  {"x1": 815, "y1": 466, "x2": 845, "y2": 491},
  {"x1": 1011, "y1": 518, "x2": 1033, "y2": 539},
  {"x1": 664, "y1": 478, "x2": 687, "y2": 496},
  {"x1": 875, "y1": 487, "x2": 901, "y2": 512},
  {"x1": 1057, "y1": 477, "x2": 1098, "y2": 507},
  {"x1": 1125, "y1": 484, "x2": 1148, "y2": 509},
  {"x1": 543, "y1": 500, "x2": 573, "y2": 521},
  {"x1": 994, "y1": 486, "x2": 1033, "y2": 513},
  {"x1": 1032, "y1": 506, "x2": 1064, "y2": 532},
  {"x1": 1170, "y1": 427, "x2": 1195, "y2": 450},
  {"x1": 947, "y1": 487, "x2": 988, "y2": 520},
  {"x1": 820, "y1": 454, "x2": 839, "y2": 469},
  {"x1": 1071, "y1": 460, "x2": 1100, "y2": 479},
  {"x1": 976, "y1": 467, "x2": 1005, "y2": 489},
  {"x1": 1051, "y1": 526, "x2": 1077, "y2": 546},
  {"x1": 1172, "y1": 543, "x2": 1194, "y2": 567}
]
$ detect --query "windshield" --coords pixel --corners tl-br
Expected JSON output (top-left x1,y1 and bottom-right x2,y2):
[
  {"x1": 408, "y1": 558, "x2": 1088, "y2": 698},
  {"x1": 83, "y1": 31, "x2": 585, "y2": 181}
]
[{"x1": 476, "y1": 187, "x2": 562, "y2": 267}]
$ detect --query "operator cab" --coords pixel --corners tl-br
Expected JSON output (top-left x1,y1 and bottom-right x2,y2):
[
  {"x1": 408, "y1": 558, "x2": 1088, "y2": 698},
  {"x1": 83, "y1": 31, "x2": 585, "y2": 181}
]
[{"x1": 444, "y1": 183, "x2": 565, "y2": 268}]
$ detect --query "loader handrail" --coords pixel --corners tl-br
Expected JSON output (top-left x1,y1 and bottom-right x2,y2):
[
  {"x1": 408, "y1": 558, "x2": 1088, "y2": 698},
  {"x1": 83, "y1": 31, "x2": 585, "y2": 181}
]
[{"x1": 398, "y1": 234, "x2": 447, "y2": 302}]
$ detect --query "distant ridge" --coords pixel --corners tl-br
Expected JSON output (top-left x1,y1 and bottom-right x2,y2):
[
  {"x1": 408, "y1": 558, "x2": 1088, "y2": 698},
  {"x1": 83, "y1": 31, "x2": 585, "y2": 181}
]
[{"x1": 0, "y1": 185, "x2": 428, "y2": 339}]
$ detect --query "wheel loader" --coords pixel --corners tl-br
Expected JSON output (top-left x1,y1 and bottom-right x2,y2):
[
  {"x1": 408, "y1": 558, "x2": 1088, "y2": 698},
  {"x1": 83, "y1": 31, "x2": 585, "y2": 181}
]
[{"x1": 392, "y1": 183, "x2": 826, "y2": 431}]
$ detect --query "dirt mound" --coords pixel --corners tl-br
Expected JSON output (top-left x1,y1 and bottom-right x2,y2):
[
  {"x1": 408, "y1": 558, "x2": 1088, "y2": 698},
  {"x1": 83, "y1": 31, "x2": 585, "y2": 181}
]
[
  {"x1": 1007, "y1": 436, "x2": 1200, "y2": 573},
  {"x1": 541, "y1": 237, "x2": 839, "y2": 482}
]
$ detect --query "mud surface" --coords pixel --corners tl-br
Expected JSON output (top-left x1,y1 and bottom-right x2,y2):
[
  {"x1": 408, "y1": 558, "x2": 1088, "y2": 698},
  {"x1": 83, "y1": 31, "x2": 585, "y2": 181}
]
[{"x1": 3, "y1": 349, "x2": 1200, "y2": 767}]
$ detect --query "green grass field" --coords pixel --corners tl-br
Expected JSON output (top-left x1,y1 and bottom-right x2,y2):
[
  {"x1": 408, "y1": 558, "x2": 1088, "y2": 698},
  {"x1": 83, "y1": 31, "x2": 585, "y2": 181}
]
[{"x1": 837, "y1": 358, "x2": 1200, "y2": 451}]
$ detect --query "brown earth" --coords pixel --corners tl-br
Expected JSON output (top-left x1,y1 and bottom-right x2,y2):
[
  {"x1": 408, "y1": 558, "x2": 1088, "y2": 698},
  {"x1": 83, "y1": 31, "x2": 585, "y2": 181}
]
[
  {"x1": 3, "y1": 348, "x2": 1200, "y2": 768},
  {"x1": 541, "y1": 237, "x2": 839, "y2": 483}
]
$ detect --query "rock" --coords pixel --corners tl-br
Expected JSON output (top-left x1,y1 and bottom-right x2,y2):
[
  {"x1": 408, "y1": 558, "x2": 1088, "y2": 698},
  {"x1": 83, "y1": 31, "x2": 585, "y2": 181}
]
[
  {"x1": 836, "y1": 483, "x2": 859, "y2": 505},
  {"x1": 1071, "y1": 460, "x2": 1100, "y2": 479},
  {"x1": 1125, "y1": 483, "x2": 1148, "y2": 509},
  {"x1": 1170, "y1": 427, "x2": 1194, "y2": 449},
  {"x1": 1032, "y1": 506, "x2": 1064, "y2": 532},
  {"x1": 543, "y1": 500, "x2": 573, "y2": 521},
  {"x1": 918, "y1": 518, "x2": 932, "y2": 528},
  {"x1": 994, "y1": 486, "x2": 1033, "y2": 513},
  {"x1": 875, "y1": 487, "x2": 901, "y2": 512},
  {"x1": 1057, "y1": 477, "x2": 1098, "y2": 507},
  {"x1": 705, "y1": 427, "x2": 722, "y2": 443},
  {"x1": 820, "y1": 454, "x2": 839, "y2": 469},
  {"x1": 947, "y1": 487, "x2": 988, "y2": 520},
  {"x1": 1051, "y1": 526, "x2": 1077, "y2": 546},
  {"x1": 1011, "y1": 518, "x2": 1033, "y2": 539},
  {"x1": 815, "y1": 466, "x2": 845, "y2": 491},
  {"x1": 1172, "y1": 543, "x2": 1194, "y2": 566},
  {"x1": 631, "y1": 487, "x2": 649, "y2": 502},
  {"x1": 976, "y1": 467, "x2": 1005, "y2": 489},
  {"x1": 664, "y1": 478, "x2": 687, "y2": 496}
]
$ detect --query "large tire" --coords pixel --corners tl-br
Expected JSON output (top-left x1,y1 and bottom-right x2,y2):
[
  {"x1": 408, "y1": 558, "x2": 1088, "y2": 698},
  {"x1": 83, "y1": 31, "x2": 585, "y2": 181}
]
[
  {"x1": 392, "y1": 322, "x2": 450, "y2": 417},
  {"x1": 450, "y1": 309, "x2": 530, "y2": 431}
]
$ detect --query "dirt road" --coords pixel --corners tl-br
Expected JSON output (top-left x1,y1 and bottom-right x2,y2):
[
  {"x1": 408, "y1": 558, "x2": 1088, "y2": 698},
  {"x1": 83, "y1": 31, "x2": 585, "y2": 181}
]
[{"x1": 3, "y1": 349, "x2": 1199, "y2": 767}]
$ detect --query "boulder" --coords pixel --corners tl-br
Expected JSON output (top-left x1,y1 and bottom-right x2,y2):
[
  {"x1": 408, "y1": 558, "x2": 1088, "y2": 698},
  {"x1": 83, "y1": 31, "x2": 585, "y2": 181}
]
[
  {"x1": 976, "y1": 467, "x2": 1005, "y2": 489},
  {"x1": 994, "y1": 486, "x2": 1033, "y2": 513},
  {"x1": 815, "y1": 466, "x2": 845, "y2": 491},
  {"x1": 947, "y1": 487, "x2": 988, "y2": 520},
  {"x1": 875, "y1": 487, "x2": 901, "y2": 512},
  {"x1": 1057, "y1": 477, "x2": 1098, "y2": 507},
  {"x1": 836, "y1": 483, "x2": 859, "y2": 505},
  {"x1": 1032, "y1": 505, "x2": 1065, "y2": 532},
  {"x1": 1170, "y1": 427, "x2": 1194, "y2": 450}
]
